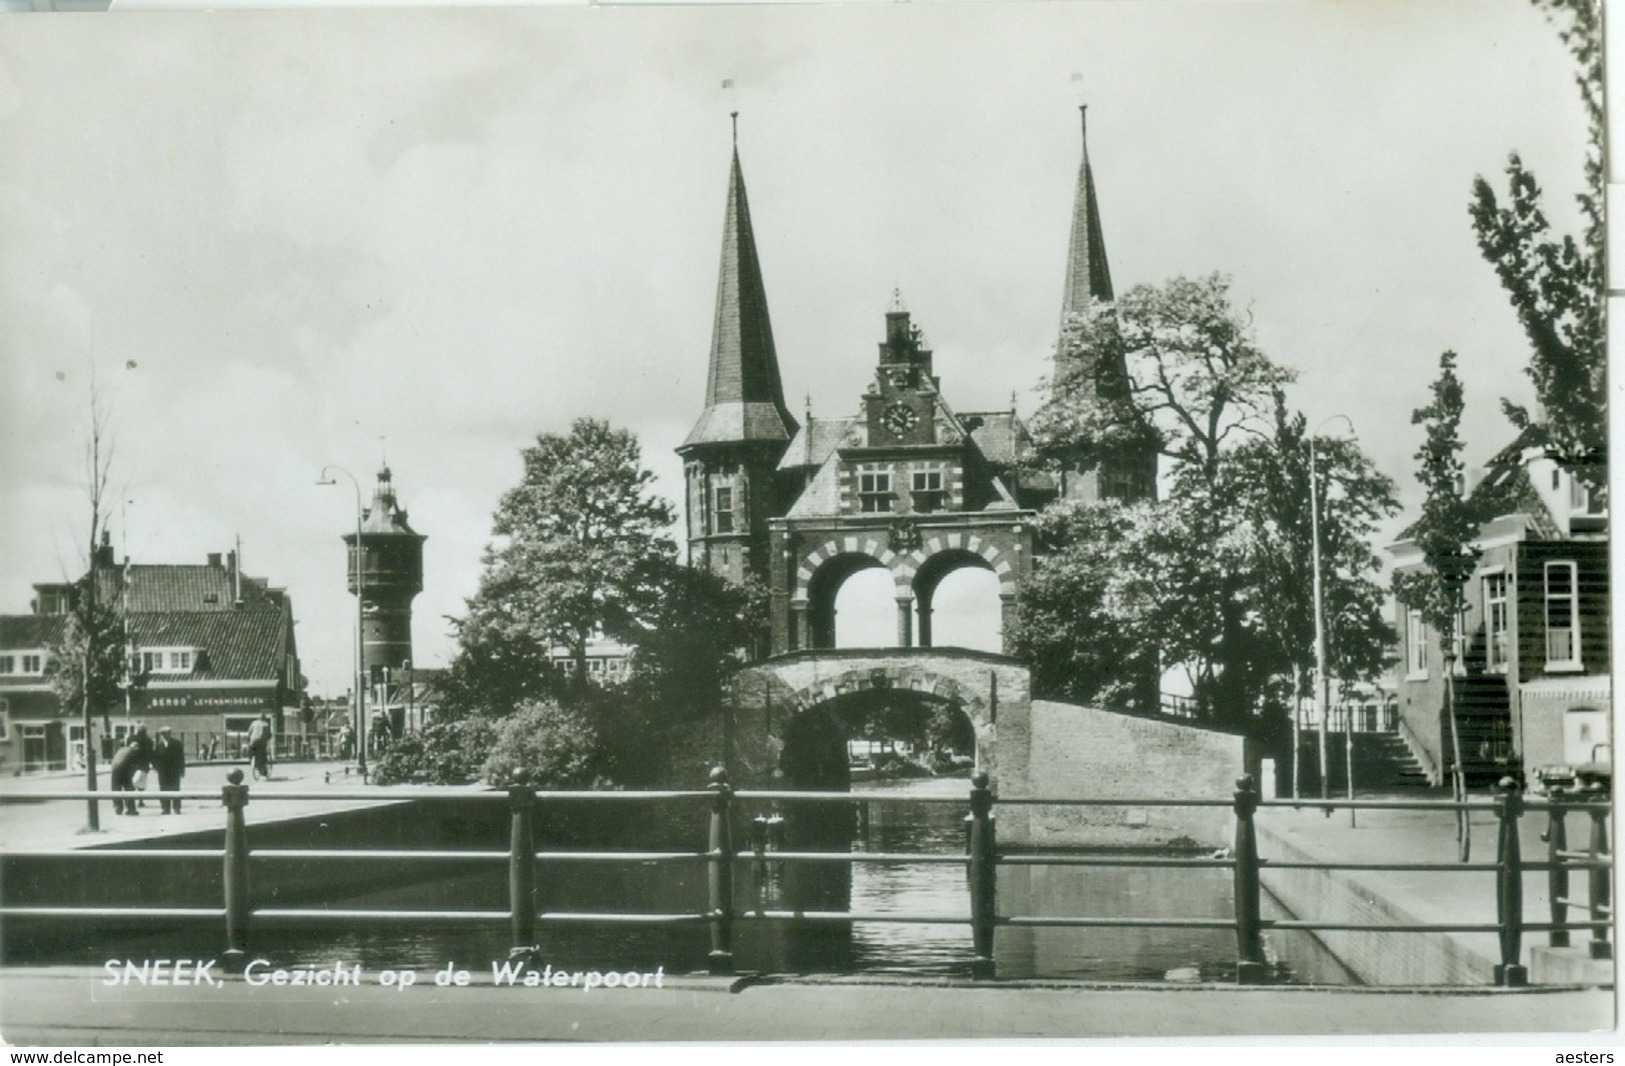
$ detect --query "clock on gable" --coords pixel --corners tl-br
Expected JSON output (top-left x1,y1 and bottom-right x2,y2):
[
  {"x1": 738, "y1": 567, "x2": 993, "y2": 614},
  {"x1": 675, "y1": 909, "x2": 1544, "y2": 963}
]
[{"x1": 881, "y1": 403, "x2": 919, "y2": 437}]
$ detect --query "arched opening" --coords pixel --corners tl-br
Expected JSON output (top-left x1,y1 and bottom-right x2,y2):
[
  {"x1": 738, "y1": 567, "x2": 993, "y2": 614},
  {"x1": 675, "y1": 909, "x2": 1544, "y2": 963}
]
[
  {"x1": 913, "y1": 551, "x2": 1003, "y2": 653},
  {"x1": 772, "y1": 687, "x2": 979, "y2": 968},
  {"x1": 780, "y1": 689, "x2": 978, "y2": 792},
  {"x1": 806, "y1": 554, "x2": 894, "y2": 649}
]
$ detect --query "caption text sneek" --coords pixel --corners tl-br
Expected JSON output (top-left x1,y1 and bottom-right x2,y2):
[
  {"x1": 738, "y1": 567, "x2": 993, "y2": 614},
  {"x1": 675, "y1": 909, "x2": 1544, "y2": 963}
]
[{"x1": 102, "y1": 959, "x2": 666, "y2": 992}]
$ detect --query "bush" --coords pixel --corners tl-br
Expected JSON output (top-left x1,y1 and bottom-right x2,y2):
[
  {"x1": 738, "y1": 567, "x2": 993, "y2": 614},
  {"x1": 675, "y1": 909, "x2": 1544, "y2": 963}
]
[
  {"x1": 481, "y1": 699, "x2": 605, "y2": 789},
  {"x1": 370, "y1": 719, "x2": 498, "y2": 786}
]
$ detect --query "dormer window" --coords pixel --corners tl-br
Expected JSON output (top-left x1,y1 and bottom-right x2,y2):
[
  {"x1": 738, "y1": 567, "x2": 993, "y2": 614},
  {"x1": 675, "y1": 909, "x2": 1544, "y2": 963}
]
[
  {"x1": 0, "y1": 652, "x2": 46, "y2": 676},
  {"x1": 141, "y1": 648, "x2": 196, "y2": 674}
]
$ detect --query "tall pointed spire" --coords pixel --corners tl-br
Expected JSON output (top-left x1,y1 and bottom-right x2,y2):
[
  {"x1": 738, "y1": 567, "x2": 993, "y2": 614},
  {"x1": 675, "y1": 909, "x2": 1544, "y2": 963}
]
[
  {"x1": 682, "y1": 114, "x2": 797, "y2": 450},
  {"x1": 1060, "y1": 105, "x2": 1114, "y2": 328}
]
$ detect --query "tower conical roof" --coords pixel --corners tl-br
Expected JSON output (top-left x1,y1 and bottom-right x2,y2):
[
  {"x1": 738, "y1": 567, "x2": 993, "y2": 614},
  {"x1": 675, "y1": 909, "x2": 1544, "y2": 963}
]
[
  {"x1": 1060, "y1": 106, "x2": 1114, "y2": 327},
  {"x1": 682, "y1": 127, "x2": 797, "y2": 451}
]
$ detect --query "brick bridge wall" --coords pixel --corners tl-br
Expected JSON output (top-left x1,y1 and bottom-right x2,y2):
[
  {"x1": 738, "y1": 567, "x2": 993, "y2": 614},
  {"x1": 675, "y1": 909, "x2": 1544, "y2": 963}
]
[
  {"x1": 998, "y1": 699, "x2": 1248, "y2": 849},
  {"x1": 680, "y1": 649, "x2": 1246, "y2": 850}
]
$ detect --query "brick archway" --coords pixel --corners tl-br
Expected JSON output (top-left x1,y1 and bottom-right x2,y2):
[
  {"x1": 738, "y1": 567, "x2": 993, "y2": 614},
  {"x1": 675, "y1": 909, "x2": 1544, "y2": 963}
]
[{"x1": 724, "y1": 648, "x2": 1031, "y2": 789}]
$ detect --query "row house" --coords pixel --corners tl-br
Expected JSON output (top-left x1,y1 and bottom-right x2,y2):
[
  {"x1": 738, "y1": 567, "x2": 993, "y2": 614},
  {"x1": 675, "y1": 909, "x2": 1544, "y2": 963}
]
[
  {"x1": 1388, "y1": 449, "x2": 1608, "y2": 789},
  {"x1": 0, "y1": 535, "x2": 303, "y2": 772}
]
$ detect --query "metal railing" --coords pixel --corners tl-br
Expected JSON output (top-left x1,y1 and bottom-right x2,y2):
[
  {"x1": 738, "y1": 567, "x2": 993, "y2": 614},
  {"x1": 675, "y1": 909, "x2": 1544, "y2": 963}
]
[{"x1": 0, "y1": 769, "x2": 1611, "y2": 985}]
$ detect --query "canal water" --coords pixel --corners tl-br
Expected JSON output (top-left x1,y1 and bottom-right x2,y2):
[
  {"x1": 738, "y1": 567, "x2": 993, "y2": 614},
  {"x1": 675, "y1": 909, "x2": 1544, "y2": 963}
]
[{"x1": 159, "y1": 778, "x2": 1353, "y2": 983}]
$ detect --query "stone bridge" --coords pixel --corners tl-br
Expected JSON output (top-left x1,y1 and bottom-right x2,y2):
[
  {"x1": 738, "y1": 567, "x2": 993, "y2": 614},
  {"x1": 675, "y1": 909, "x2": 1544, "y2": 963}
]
[{"x1": 696, "y1": 646, "x2": 1249, "y2": 849}]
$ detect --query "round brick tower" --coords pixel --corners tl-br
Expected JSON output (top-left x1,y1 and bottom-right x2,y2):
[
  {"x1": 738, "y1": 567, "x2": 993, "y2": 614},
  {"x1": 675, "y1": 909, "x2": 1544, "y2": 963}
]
[{"x1": 343, "y1": 466, "x2": 426, "y2": 699}]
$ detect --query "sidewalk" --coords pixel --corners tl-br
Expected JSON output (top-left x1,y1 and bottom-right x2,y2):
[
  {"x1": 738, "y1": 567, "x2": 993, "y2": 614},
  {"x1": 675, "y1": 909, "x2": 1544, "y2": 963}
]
[
  {"x1": 1256, "y1": 796, "x2": 1613, "y2": 984},
  {"x1": 0, "y1": 967, "x2": 1616, "y2": 1044}
]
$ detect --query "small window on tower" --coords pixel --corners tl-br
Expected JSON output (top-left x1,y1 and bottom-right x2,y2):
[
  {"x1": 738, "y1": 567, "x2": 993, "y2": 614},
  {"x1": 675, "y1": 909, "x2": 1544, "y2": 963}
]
[{"x1": 714, "y1": 486, "x2": 735, "y2": 534}]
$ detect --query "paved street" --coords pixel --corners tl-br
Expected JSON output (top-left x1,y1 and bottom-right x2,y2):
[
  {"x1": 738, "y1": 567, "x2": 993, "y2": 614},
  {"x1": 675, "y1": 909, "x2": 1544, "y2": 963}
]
[{"x1": 0, "y1": 966, "x2": 1616, "y2": 1044}]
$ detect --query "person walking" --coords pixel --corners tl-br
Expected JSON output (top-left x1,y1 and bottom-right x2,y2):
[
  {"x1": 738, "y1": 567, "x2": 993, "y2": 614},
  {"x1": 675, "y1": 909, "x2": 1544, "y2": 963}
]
[
  {"x1": 247, "y1": 714, "x2": 272, "y2": 781},
  {"x1": 153, "y1": 726, "x2": 186, "y2": 814},
  {"x1": 108, "y1": 740, "x2": 141, "y2": 816}
]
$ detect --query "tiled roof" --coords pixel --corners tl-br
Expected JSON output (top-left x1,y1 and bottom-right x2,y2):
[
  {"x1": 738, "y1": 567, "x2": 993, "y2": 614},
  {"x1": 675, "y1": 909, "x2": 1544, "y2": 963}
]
[
  {"x1": 785, "y1": 456, "x2": 846, "y2": 518},
  {"x1": 128, "y1": 610, "x2": 289, "y2": 683},
  {"x1": 92, "y1": 564, "x2": 282, "y2": 613},
  {"x1": 1468, "y1": 463, "x2": 1565, "y2": 539},
  {"x1": 779, "y1": 416, "x2": 858, "y2": 470},
  {"x1": 0, "y1": 615, "x2": 68, "y2": 650},
  {"x1": 683, "y1": 145, "x2": 797, "y2": 450},
  {"x1": 962, "y1": 411, "x2": 1026, "y2": 467}
]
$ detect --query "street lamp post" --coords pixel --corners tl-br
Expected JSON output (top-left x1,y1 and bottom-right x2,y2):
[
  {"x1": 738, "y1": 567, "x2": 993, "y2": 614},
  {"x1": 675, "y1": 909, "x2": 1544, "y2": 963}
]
[
  {"x1": 318, "y1": 466, "x2": 367, "y2": 775},
  {"x1": 1309, "y1": 415, "x2": 1355, "y2": 823}
]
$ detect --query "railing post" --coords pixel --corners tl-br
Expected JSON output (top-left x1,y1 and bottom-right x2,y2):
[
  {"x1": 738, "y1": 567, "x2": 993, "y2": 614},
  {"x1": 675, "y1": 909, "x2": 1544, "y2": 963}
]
[
  {"x1": 967, "y1": 770, "x2": 996, "y2": 979},
  {"x1": 1231, "y1": 774, "x2": 1267, "y2": 983},
  {"x1": 1543, "y1": 783, "x2": 1570, "y2": 948},
  {"x1": 507, "y1": 774, "x2": 537, "y2": 958},
  {"x1": 1586, "y1": 784, "x2": 1611, "y2": 961},
  {"x1": 1493, "y1": 776, "x2": 1528, "y2": 986},
  {"x1": 221, "y1": 769, "x2": 250, "y2": 974},
  {"x1": 707, "y1": 766, "x2": 735, "y2": 975}
]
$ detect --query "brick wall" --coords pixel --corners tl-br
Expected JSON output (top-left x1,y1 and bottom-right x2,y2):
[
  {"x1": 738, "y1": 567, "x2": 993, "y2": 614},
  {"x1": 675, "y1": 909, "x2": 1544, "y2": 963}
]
[{"x1": 999, "y1": 699, "x2": 1245, "y2": 849}]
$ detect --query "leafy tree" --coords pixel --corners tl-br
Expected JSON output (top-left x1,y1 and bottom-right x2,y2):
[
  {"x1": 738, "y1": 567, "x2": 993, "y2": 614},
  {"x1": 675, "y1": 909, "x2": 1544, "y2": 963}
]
[
  {"x1": 372, "y1": 718, "x2": 499, "y2": 785},
  {"x1": 1033, "y1": 274, "x2": 1295, "y2": 480},
  {"x1": 434, "y1": 612, "x2": 560, "y2": 721},
  {"x1": 1223, "y1": 393, "x2": 1398, "y2": 698},
  {"x1": 1025, "y1": 278, "x2": 1394, "y2": 733},
  {"x1": 456, "y1": 418, "x2": 675, "y2": 699},
  {"x1": 1469, "y1": 0, "x2": 1604, "y2": 501},
  {"x1": 618, "y1": 562, "x2": 766, "y2": 723},
  {"x1": 481, "y1": 699, "x2": 606, "y2": 789},
  {"x1": 1392, "y1": 353, "x2": 1479, "y2": 836},
  {"x1": 1007, "y1": 500, "x2": 1161, "y2": 712}
]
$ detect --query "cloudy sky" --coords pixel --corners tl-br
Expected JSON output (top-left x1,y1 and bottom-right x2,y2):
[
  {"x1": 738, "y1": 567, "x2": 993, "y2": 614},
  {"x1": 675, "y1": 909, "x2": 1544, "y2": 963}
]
[{"x1": 0, "y1": 1, "x2": 1591, "y2": 696}]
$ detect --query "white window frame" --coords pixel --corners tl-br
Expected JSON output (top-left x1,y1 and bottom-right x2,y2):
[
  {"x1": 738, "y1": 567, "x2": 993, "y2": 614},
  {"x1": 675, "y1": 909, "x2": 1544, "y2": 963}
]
[
  {"x1": 1405, "y1": 608, "x2": 1428, "y2": 680},
  {"x1": 142, "y1": 647, "x2": 196, "y2": 674},
  {"x1": 910, "y1": 467, "x2": 946, "y2": 512},
  {"x1": 1, "y1": 650, "x2": 46, "y2": 676},
  {"x1": 0, "y1": 698, "x2": 9, "y2": 741},
  {"x1": 1544, "y1": 560, "x2": 1583, "y2": 672},
  {"x1": 1483, "y1": 570, "x2": 1509, "y2": 673},
  {"x1": 713, "y1": 485, "x2": 735, "y2": 534},
  {"x1": 858, "y1": 466, "x2": 894, "y2": 513}
]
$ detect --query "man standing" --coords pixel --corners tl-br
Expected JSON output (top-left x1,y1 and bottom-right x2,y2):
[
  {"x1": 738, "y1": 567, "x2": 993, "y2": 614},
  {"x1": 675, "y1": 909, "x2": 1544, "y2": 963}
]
[
  {"x1": 247, "y1": 714, "x2": 272, "y2": 781},
  {"x1": 108, "y1": 740, "x2": 141, "y2": 816},
  {"x1": 153, "y1": 726, "x2": 186, "y2": 814}
]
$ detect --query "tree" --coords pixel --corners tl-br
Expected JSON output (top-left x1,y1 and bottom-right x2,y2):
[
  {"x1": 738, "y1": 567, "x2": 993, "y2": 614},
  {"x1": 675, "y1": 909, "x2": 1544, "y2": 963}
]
[
  {"x1": 457, "y1": 418, "x2": 675, "y2": 699},
  {"x1": 1469, "y1": 0, "x2": 1604, "y2": 501},
  {"x1": 1223, "y1": 393, "x2": 1398, "y2": 699},
  {"x1": 1392, "y1": 353, "x2": 1479, "y2": 852},
  {"x1": 1033, "y1": 274, "x2": 1295, "y2": 480},
  {"x1": 1006, "y1": 500, "x2": 1161, "y2": 712},
  {"x1": 618, "y1": 562, "x2": 766, "y2": 723},
  {"x1": 481, "y1": 699, "x2": 606, "y2": 789},
  {"x1": 1024, "y1": 278, "x2": 1395, "y2": 734},
  {"x1": 42, "y1": 390, "x2": 127, "y2": 830}
]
